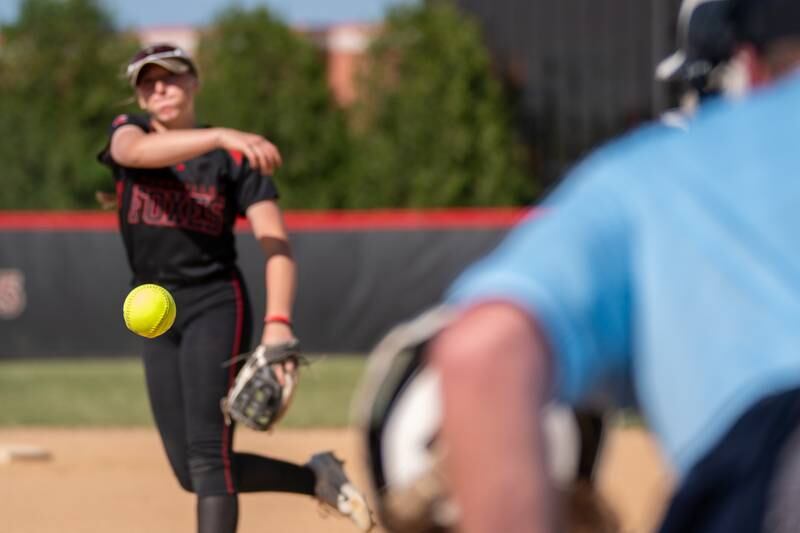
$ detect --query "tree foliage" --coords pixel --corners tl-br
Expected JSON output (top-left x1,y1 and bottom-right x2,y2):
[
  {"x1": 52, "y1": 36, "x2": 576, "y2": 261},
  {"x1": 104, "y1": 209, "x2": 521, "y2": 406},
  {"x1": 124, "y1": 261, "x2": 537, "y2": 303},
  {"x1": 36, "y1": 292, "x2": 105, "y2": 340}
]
[
  {"x1": 195, "y1": 7, "x2": 351, "y2": 208},
  {"x1": 347, "y1": 1, "x2": 536, "y2": 207},
  {"x1": 0, "y1": 1, "x2": 536, "y2": 209},
  {"x1": 0, "y1": 0, "x2": 138, "y2": 209}
]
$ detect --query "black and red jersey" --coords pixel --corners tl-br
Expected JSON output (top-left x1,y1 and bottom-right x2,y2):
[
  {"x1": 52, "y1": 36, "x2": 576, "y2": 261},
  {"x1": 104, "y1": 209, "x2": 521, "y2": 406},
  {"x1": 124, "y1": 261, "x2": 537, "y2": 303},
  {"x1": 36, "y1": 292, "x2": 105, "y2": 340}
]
[{"x1": 97, "y1": 113, "x2": 278, "y2": 287}]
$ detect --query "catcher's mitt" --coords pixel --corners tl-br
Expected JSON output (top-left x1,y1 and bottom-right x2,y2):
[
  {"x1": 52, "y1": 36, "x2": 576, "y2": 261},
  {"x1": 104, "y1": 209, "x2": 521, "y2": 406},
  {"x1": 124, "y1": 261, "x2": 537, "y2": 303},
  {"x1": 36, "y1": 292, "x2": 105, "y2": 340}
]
[
  {"x1": 221, "y1": 340, "x2": 303, "y2": 431},
  {"x1": 352, "y1": 306, "x2": 617, "y2": 533}
]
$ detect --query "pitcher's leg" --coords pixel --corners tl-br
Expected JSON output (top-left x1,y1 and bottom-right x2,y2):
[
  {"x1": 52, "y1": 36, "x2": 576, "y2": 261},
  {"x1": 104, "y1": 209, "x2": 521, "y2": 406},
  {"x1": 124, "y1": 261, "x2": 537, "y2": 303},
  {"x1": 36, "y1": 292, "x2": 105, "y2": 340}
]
[{"x1": 142, "y1": 330, "x2": 193, "y2": 492}]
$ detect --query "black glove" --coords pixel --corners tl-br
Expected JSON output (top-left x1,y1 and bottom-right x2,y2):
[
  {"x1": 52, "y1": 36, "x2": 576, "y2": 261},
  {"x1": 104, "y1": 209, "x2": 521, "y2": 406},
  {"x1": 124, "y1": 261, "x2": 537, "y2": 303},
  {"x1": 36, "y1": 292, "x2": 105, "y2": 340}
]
[{"x1": 221, "y1": 340, "x2": 302, "y2": 431}]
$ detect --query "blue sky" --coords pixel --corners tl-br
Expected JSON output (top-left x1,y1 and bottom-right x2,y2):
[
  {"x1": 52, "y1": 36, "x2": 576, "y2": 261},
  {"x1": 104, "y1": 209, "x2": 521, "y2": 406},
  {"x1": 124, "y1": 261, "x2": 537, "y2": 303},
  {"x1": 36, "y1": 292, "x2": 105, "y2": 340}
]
[{"x1": 0, "y1": 0, "x2": 416, "y2": 28}]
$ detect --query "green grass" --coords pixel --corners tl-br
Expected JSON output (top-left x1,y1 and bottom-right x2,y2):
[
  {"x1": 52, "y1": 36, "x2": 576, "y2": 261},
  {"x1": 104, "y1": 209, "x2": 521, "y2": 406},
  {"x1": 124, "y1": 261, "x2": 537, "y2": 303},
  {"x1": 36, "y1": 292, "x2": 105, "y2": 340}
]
[{"x1": 0, "y1": 356, "x2": 367, "y2": 428}]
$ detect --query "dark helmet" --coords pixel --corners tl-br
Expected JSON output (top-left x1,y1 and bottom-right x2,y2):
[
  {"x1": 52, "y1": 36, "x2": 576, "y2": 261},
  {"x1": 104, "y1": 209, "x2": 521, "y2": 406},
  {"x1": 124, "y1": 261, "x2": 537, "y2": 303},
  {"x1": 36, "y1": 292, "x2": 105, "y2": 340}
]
[{"x1": 656, "y1": 0, "x2": 736, "y2": 90}]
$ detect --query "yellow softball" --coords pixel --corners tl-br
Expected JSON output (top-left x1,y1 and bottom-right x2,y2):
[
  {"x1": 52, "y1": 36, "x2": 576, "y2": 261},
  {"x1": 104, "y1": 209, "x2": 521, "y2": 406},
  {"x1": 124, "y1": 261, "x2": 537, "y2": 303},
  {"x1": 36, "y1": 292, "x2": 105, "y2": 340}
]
[{"x1": 123, "y1": 284, "x2": 176, "y2": 339}]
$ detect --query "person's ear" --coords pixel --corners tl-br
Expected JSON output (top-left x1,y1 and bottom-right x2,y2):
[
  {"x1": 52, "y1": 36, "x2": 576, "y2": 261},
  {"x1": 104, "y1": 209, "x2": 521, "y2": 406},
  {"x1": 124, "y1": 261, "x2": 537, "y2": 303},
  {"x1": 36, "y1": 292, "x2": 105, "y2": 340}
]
[
  {"x1": 735, "y1": 44, "x2": 772, "y2": 88},
  {"x1": 136, "y1": 92, "x2": 148, "y2": 110}
]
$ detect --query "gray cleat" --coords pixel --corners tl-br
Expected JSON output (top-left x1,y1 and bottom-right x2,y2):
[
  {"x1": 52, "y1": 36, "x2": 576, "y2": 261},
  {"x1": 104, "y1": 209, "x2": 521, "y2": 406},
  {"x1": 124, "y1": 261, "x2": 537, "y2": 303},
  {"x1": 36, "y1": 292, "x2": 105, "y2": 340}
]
[{"x1": 308, "y1": 451, "x2": 375, "y2": 531}]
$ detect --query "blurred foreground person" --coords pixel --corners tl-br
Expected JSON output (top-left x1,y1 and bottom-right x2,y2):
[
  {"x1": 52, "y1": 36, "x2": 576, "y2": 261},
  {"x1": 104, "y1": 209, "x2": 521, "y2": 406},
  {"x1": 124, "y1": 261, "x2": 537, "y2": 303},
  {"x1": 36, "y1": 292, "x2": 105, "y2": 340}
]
[
  {"x1": 426, "y1": 1, "x2": 800, "y2": 532},
  {"x1": 355, "y1": 307, "x2": 616, "y2": 533},
  {"x1": 97, "y1": 43, "x2": 372, "y2": 533}
]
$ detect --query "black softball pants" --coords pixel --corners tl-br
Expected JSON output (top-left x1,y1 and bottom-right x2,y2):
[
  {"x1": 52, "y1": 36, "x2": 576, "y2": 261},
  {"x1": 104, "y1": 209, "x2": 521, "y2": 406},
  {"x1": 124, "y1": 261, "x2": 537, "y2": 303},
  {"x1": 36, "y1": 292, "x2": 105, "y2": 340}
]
[{"x1": 140, "y1": 273, "x2": 315, "y2": 498}]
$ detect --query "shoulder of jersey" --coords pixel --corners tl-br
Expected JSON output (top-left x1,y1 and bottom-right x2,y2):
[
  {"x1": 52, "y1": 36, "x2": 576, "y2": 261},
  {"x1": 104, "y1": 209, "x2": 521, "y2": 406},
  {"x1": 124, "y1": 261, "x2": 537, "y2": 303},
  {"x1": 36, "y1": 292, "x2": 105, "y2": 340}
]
[
  {"x1": 111, "y1": 113, "x2": 152, "y2": 129},
  {"x1": 227, "y1": 149, "x2": 244, "y2": 167},
  {"x1": 112, "y1": 114, "x2": 130, "y2": 127}
]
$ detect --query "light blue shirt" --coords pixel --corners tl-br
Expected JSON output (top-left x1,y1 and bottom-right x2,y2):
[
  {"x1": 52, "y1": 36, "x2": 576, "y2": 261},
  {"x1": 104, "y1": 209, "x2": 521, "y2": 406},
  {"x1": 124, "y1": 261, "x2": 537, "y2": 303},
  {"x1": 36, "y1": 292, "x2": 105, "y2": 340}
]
[{"x1": 448, "y1": 73, "x2": 800, "y2": 476}]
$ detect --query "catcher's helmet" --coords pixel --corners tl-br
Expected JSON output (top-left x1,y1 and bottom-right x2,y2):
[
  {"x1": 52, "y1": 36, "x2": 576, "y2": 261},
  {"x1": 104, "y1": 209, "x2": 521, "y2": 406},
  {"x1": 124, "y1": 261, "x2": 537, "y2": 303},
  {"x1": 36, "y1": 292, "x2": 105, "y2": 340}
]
[
  {"x1": 656, "y1": 0, "x2": 736, "y2": 85},
  {"x1": 353, "y1": 306, "x2": 608, "y2": 533}
]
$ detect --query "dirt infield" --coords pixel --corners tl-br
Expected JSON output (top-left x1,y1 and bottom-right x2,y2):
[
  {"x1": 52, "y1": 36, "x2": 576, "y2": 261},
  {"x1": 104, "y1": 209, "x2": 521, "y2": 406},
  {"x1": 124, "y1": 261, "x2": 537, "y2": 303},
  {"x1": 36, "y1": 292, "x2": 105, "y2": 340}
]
[{"x1": 1, "y1": 426, "x2": 673, "y2": 533}]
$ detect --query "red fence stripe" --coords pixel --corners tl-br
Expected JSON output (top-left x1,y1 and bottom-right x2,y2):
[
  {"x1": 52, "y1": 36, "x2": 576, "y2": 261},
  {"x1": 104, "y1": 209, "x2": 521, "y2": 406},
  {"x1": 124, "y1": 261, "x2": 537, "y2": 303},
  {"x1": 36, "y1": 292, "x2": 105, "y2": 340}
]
[
  {"x1": 279, "y1": 208, "x2": 534, "y2": 231},
  {"x1": 0, "y1": 208, "x2": 535, "y2": 232},
  {"x1": 0, "y1": 212, "x2": 120, "y2": 231}
]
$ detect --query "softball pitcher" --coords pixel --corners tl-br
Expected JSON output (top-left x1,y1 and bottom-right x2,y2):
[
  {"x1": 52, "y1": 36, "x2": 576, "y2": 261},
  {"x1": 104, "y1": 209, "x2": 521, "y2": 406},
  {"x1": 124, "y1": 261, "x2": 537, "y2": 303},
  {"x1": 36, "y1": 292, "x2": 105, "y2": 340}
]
[{"x1": 97, "y1": 43, "x2": 372, "y2": 533}]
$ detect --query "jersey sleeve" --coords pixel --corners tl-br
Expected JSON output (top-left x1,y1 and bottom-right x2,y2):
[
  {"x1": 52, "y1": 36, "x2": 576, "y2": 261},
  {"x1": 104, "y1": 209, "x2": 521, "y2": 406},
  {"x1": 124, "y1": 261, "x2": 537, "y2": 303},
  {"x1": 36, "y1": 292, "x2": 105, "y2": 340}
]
[
  {"x1": 96, "y1": 113, "x2": 152, "y2": 167},
  {"x1": 228, "y1": 150, "x2": 280, "y2": 216},
  {"x1": 446, "y1": 160, "x2": 634, "y2": 405}
]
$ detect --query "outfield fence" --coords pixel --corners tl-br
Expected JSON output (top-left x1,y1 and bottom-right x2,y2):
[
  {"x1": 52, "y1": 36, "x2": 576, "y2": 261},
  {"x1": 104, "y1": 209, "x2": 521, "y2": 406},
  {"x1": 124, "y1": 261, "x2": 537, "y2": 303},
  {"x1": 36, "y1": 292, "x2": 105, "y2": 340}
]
[{"x1": 0, "y1": 209, "x2": 533, "y2": 359}]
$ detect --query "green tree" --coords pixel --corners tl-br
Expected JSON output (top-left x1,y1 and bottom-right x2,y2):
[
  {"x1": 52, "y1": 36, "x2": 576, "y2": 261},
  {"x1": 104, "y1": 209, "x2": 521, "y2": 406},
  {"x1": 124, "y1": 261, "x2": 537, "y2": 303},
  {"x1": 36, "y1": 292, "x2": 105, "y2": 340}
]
[
  {"x1": 0, "y1": 0, "x2": 138, "y2": 209},
  {"x1": 195, "y1": 7, "x2": 351, "y2": 209},
  {"x1": 349, "y1": 1, "x2": 535, "y2": 207}
]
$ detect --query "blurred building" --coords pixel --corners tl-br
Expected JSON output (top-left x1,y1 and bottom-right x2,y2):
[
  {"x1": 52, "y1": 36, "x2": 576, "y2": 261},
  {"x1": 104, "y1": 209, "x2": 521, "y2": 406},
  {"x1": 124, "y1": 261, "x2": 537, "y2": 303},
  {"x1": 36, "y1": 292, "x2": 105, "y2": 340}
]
[
  {"x1": 136, "y1": 22, "x2": 378, "y2": 107},
  {"x1": 452, "y1": 0, "x2": 683, "y2": 183},
  {"x1": 302, "y1": 22, "x2": 380, "y2": 106}
]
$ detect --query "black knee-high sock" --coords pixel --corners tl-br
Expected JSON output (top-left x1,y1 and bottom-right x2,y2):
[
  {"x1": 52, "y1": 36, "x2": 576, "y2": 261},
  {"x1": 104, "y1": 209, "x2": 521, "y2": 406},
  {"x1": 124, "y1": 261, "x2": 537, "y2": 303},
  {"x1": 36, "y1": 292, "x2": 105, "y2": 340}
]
[
  {"x1": 234, "y1": 453, "x2": 316, "y2": 495},
  {"x1": 198, "y1": 494, "x2": 238, "y2": 533}
]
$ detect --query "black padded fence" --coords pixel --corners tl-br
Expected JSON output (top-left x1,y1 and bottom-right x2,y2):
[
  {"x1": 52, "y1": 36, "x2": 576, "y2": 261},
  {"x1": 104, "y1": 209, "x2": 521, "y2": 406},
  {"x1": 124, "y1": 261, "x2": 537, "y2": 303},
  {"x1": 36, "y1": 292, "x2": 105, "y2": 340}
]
[
  {"x1": 0, "y1": 211, "x2": 522, "y2": 359},
  {"x1": 454, "y1": 0, "x2": 683, "y2": 183}
]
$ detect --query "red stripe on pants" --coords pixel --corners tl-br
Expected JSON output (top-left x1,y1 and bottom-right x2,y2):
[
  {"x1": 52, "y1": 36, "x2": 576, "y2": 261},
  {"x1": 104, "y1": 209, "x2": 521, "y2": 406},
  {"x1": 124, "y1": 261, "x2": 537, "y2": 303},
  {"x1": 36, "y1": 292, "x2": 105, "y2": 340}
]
[{"x1": 222, "y1": 276, "x2": 244, "y2": 494}]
